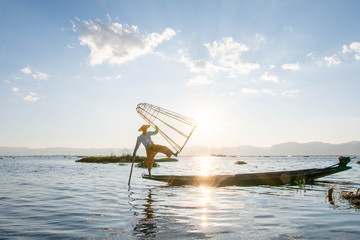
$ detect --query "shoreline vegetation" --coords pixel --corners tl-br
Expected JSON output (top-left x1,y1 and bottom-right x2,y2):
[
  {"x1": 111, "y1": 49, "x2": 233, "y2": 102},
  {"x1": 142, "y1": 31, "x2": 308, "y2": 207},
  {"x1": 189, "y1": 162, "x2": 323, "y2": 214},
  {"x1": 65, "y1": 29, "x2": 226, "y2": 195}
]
[{"x1": 75, "y1": 154, "x2": 178, "y2": 164}]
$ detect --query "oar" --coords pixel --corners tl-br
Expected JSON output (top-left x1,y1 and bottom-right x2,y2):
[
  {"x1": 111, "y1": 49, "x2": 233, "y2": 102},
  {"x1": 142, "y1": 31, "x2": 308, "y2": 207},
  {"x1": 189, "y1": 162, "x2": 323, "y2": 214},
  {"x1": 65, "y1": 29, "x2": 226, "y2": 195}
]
[{"x1": 128, "y1": 154, "x2": 136, "y2": 186}]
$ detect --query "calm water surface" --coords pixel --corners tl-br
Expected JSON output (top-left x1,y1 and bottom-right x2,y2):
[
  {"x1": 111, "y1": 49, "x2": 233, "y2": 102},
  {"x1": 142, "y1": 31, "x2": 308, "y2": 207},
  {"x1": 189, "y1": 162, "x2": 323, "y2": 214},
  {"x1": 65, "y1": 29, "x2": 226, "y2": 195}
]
[{"x1": 0, "y1": 156, "x2": 359, "y2": 239}]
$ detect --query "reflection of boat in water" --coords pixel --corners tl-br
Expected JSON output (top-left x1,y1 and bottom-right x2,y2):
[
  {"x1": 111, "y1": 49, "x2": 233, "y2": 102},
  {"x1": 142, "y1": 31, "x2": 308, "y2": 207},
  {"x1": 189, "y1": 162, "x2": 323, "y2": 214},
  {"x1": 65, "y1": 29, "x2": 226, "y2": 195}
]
[{"x1": 143, "y1": 157, "x2": 353, "y2": 187}]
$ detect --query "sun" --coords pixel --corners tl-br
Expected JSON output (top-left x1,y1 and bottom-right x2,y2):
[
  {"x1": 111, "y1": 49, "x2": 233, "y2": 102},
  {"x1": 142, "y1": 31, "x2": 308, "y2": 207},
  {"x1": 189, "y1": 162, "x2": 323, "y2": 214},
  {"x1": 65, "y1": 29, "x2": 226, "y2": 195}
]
[
  {"x1": 183, "y1": 98, "x2": 229, "y2": 146},
  {"x1": 193, "y1": 109, "x2": 221, "y2": 133}
]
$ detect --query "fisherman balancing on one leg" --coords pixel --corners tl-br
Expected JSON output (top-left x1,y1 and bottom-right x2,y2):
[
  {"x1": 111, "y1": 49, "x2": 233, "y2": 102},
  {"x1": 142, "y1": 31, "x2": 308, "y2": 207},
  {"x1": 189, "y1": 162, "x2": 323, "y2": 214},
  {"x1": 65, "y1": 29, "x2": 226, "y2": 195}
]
[{"x1": 133, "y1": 125, "x2": 176, "y2": 177}]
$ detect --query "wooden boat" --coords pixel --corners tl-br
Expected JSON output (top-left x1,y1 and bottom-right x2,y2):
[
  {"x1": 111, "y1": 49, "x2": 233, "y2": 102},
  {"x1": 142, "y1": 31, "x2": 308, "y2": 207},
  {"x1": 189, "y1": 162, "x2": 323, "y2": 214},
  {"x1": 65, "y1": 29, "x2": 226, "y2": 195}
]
[{"x1": 142, "y1": 157, "x2": 353, "y2": 187}]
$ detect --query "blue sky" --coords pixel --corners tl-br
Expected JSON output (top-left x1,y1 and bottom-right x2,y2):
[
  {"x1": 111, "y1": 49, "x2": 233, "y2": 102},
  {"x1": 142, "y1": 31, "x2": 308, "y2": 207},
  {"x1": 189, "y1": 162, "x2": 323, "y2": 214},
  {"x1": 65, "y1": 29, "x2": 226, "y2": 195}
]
[{"x1": 1, "y1": 0, "x2": 359, "y2": 149}]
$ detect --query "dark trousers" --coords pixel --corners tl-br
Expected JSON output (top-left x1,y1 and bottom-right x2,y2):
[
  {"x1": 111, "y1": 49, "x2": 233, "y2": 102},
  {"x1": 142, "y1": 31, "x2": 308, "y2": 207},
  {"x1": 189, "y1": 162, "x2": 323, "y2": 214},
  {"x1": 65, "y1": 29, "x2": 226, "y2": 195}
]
[{"x1": 144, "y1": 144, "x2": 173, "y2": 175}]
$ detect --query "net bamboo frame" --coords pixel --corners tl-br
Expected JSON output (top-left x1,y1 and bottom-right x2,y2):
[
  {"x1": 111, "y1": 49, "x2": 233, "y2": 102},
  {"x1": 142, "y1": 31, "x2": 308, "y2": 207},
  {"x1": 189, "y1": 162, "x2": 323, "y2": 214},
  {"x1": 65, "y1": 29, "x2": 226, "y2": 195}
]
[{"x1": 136, "y1": 103, "x2": 198, "y2": 155}]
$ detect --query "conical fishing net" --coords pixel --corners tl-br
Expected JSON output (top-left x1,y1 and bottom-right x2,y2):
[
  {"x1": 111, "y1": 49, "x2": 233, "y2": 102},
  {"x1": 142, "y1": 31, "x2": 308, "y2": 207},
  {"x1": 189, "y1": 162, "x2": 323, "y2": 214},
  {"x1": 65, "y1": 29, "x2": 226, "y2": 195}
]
[{"x1": 136, "y1": 103, "x2": 198, "y2": 155}]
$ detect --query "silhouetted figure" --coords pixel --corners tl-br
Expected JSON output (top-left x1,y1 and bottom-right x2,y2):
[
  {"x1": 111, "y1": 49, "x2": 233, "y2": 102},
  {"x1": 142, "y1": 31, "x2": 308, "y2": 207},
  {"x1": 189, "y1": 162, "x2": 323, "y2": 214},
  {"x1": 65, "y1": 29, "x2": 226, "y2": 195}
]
[{"x1": 133, "y1": 125, "x2": 175, "y2": 177}]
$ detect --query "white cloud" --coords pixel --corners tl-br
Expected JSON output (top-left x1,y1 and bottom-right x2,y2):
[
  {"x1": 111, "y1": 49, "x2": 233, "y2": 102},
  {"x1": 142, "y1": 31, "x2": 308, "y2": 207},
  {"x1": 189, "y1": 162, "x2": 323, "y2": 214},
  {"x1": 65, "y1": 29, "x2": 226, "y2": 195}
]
[
  {"x1": 255, "y1": 33, "x2": 266, "y2": 44},
  {"x1": 281, "y1": 63, "x2": 300, "y2": 71},
  {"x1": 93, "y1": 74, "x2": 122, "y2": 81},
  {"x1": 187, "y1": 75, "x2": 212, "y2": 86},
  {"x1": 4, "y1": 79, "x2": 10, "y2": 84},
  {"x1": 350, "y1": 42, "x2": 360, "y2": 50},
  {"x1": 241, "y1": 88, "x2": 277, "y2": 96},
  {"x1": 260, "y1": 72, "x2": 279, "y2": 83},
  {"x1": 78, "y1": 19, "x2": 176, "y2": 66},
  {"x1": 11, "y1": 87, "x2": 19, "y2": 93},
  {"x1": 179, "y1": 50, "x2": 219, "y2": 76},
  {"x1": 21, "y1": 67, "x2": 32, "y2": 74},
  {"x1": 306, "y1": 52, "x2": 316, "y2": 61},
  {"x1": 341, "y1": 42, "x2": 360, "y2": 61},
  {"x1": 24, "y1": 92, "x2": 40, "y2": 102},
  {"x1": 241, "y1": 88, "x2": 261, "y2": 95},
  {"x1": 324, "y1": 54, "x2": 341, "y2": 66},
  {"x1": 281, "y1": 89, "x2": 300, "y2": 96},
  {"x1": 205, "y1": 37, "x2": 259, "y2": 78},
  {"x1": 269, "y1": 64, "x2": 275, "y2": 69},
  {"x1": 32, "y1": 71, "x2": 50, "y2": 80},
  {"x1": 348, "y1": 42, "x2": 360, "y2": 60},
  {"x1": 205, "y1": 37, "x2": 248, "y2": 59},
  {"x1": 20, "y1": 67, "x2": 50, "y2": 80},
  {"x1": 70, "y1": 20, "x2": 77, "y2": 32},
  {"x1": 106, "y1": 14, "x2": 112, "y2": 22},
  {"x1": 342, "y1": 45, "x2": 351, "y2": 54},
  {"x1": 261, "y1": 89, "x2": 277, "y2": 96},
  {"x1": 180, "y1": 37, "x2": 259, "y2": 81}
]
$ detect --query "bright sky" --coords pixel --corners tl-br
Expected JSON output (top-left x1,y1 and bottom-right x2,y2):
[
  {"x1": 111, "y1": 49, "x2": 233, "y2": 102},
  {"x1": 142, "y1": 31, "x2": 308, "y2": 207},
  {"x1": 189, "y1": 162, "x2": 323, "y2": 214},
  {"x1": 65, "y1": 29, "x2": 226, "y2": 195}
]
[{"x1": 1, "y1": 0, "x2": 359, "y2": 149}]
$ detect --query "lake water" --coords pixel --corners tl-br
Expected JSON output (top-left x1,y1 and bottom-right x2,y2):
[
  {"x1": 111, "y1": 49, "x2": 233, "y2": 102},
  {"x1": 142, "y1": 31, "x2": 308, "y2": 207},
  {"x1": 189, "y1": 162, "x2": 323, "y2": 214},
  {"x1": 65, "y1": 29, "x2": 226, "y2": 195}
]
[{"x1": 0, "y1": 156, "x2": 359, "y2": 239}]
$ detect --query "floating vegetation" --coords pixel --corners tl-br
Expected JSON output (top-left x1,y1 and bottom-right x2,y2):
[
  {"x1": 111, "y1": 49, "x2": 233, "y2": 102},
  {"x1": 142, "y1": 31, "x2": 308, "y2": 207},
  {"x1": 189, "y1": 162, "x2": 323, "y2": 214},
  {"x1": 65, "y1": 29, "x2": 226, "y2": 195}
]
[
  {"x1": 76, "y1": 154, "x2": 177, "y2": 164},
  {"x1": 339, "y1": 189, "x2": 360, "y2": 208},
  {"x1": 136, "y1": 161, "x2": 160, "y2": 168},
  {"x1": 235, "y1": 161, "x2": 247, "y2": 165},
  {"x1": 326, "y1": 187, "x2": 360, "y2": 208},
  {"x1": 327, "y1": 187, "x2": 335, "y2": 205},
  {"x1": 294, "y1": 179, "x2": 306, "y2": 190},
  {"x1": 155, "y1": 158, "x2": 179, "y2": 162},
  {"x1": 76, "y1": 155, "x2": 144, "y2": 163}
]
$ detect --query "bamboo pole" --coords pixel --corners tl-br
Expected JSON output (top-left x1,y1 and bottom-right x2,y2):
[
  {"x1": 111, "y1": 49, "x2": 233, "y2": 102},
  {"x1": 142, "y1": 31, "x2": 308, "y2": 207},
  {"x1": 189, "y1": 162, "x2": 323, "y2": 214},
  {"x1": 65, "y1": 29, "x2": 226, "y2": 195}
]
[{"x1": 128, "y1": 155, "x2": 136, "y2": 186}]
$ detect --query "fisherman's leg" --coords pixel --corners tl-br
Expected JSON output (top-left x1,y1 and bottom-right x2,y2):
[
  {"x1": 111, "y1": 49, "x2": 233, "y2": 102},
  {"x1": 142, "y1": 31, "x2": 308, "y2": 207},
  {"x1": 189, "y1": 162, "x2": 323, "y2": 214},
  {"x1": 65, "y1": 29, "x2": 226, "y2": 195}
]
[
  {"x1": 160, "y1": 146, "x2": 175, "y2": 158},
  {"x1": 144, "y1": 148, "x2": 152, "y2": 168},
  {"x1": 144, "y1": 155, "x2": 148, "y2": 168},
  {"x1": 147, "y1": 151, "x2": 157, "y2": 177},
  {"x1": 144, "y1": 156, "x2": 149, "y2": 168},
  {"x1": 151, "y1": 144, "x2": 175, "y2": 158}
]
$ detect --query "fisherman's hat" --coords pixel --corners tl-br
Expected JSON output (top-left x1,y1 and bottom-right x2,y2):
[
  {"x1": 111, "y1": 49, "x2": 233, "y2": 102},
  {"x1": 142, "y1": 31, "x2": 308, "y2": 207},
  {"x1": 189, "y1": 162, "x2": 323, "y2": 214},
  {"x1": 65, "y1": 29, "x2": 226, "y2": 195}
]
[{"x1": 138, "y1": 124, "x2": 150, "y2": 132}]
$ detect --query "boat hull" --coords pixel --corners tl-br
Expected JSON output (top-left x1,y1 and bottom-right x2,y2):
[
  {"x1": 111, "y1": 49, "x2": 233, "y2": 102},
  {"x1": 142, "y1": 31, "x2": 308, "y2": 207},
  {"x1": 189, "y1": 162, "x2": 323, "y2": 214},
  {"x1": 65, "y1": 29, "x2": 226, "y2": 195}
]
[{"x1": 142, "y1": 166, "x2": 352, "y2": 187}]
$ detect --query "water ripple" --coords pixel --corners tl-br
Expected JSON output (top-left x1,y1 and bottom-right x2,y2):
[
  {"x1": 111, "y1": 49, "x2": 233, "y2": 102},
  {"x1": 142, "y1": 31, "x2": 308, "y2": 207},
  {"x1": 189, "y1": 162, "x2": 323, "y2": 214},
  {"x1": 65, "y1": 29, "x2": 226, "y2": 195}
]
[{"x1": 0, "y1": 156, "x2": 359, "y2": 239}]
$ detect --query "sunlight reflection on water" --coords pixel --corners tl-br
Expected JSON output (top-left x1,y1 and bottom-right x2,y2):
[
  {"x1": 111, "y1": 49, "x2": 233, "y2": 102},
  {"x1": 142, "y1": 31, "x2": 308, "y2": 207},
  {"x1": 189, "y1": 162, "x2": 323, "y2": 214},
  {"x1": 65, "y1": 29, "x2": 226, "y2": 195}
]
[
  {"x1": 0, "y1": 156, "x2": 359, "y2": 239},
  {"x1": 199, "y1": 186, "x2": 209, "y2": 227},
  {"x1": 196, "y1": 157, "x2": 212, "y2": 176}
]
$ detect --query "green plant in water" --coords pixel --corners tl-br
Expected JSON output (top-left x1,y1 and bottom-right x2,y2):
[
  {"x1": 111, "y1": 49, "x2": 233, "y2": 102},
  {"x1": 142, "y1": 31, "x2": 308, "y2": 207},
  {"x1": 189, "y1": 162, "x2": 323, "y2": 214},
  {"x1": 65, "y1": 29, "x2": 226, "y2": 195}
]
[
  {"x1": 136, "y1": 161, "x2": 160, "y2": 168},
  {"x1": 294, "y1": 179, "x2": 306, "y2": 190},
  {"x1": 76, "y1": 154, "x2": 146, "y2": 163}
]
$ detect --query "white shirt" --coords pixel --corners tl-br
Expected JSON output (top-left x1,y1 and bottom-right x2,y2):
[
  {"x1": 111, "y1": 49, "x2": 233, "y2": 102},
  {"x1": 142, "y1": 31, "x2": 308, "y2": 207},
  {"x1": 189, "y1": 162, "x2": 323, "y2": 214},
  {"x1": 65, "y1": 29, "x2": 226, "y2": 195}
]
[{"x1": 133, "y1": 127, "x2": 158, "y2": 154}]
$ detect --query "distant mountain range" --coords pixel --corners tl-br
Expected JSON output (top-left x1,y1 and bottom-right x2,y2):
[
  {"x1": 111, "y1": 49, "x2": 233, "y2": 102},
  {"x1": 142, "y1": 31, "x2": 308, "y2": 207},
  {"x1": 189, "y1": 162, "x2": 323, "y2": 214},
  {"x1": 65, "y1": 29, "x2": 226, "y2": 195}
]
[
  {"x1": 181, "y1": 141, "x2": 360, "y2": 156},
  {"x1": 1, "y1": 141, "x2": 359, "y2": 156}
]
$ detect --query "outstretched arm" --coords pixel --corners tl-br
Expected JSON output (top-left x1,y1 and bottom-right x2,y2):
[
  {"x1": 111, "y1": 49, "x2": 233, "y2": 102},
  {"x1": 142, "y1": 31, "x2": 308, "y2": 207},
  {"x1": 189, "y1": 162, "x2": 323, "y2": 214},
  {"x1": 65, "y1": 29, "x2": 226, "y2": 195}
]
[
  {"x1": 148, "y1": 125, "x2": 159, "y2": 136},
  {"x1": 133, "y1": 137, "x2": 140, "y2": 156}
]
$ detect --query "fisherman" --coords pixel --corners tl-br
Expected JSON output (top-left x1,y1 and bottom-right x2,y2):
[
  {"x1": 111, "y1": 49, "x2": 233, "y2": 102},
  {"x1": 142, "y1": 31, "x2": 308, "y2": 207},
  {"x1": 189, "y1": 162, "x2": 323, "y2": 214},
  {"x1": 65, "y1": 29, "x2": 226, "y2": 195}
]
[{"x1": 133, "y1": 124, "x2": 176, "y2": 177}]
